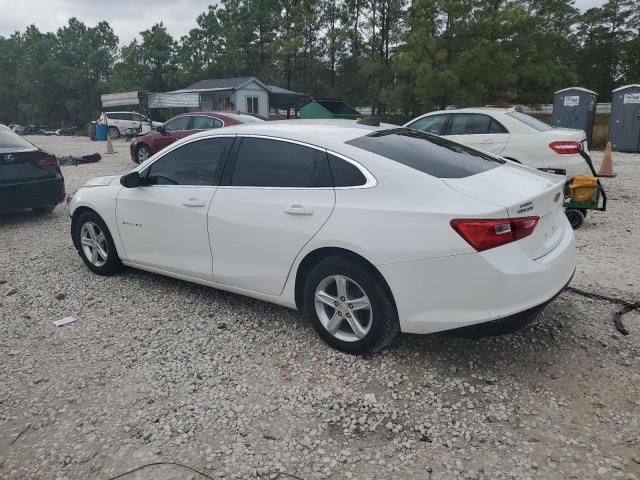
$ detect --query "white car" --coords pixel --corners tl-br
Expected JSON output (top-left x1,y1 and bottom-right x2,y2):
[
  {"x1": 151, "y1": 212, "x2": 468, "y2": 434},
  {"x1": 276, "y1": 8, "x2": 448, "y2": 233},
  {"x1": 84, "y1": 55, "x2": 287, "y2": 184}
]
[
  {"x1": 405, "y1": 108, "x2": 590, "y2": 178},
  {"x1": 99, "y1": 111, "x2": 162, "y2": 139},
  {"x1": 68, "y1": 121, "x2": 576, "y2": 354}
]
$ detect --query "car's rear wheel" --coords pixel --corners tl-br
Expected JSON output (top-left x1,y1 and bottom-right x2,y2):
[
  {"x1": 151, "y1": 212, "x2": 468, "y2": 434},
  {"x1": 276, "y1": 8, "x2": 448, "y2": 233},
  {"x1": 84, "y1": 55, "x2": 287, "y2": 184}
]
[
  {"x1": 136, "y1": 144, "x2": 151, "y2": 164},
  {"x1": 108, "y1": 126, "x2": 120, "y2": 139},
  {"x1": 304, "y1": 255, "x2": 399, "y2": 354},
  {"x1": 74, "y1": 211, "x2": 122, "y2": 275}
]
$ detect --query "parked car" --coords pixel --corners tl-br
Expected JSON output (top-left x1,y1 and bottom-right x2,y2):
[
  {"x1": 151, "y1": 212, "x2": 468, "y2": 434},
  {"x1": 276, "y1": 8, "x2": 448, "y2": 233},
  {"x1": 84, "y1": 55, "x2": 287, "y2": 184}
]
[
  {"x1": 0, "y1": 125, "x2": 65, "y2": 214},
  {"x1": 98, "y1": 112, "x2": 162, "y2": 140},
  {"x1": 404, "y1": 108, "x2": 590, "y2": 178},
  {"x1": 9, "y1": 124, "x2": 25, "y2": 135},
  {"x1": 69, "y1": 120, "x2": 575, "y2": 354},
  {"x1": 129, "y1": 112, "x2": 264, "y2": 164}
]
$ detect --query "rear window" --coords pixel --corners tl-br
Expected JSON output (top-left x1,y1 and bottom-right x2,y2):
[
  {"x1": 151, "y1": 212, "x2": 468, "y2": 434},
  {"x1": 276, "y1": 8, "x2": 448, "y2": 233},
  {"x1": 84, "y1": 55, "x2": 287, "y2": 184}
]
[
  {"x1": 346, "y1": 128, "x2": 504, "y2": 179},
  {"x1": 0, "y1": 129, "x2": 35, "y2": 150},
  {"x1": 505, "y1": 111, "x2": 554, "y2": 132}
]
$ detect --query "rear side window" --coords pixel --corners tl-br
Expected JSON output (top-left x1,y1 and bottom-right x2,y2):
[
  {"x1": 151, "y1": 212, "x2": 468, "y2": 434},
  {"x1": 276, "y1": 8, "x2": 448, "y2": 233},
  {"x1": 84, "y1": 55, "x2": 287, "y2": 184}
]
[
  {"x1": 346, "y1": 128, "x2": 504, "y2": 179},
  {"x1": 0, "y1": 129, "x2": 34, "y2": 150},
  {"x1": 230, "y1": 138, "x2": 331, "y2": 188},
  {"x1": 191, "y1": 116, "x2": 223, "y2": 129},
  {"x1": 328, "y1": 154, "x2": 367, "y2": 187},
  {"x1": 407, "y1": 114, "x2": 449, "y2": 135},
  {"x1": 449, "y1": 113, "x2": 507, "y2": 135},
  {"x1": 146, "y1": 137, "x2": 233, "y2": 186}
]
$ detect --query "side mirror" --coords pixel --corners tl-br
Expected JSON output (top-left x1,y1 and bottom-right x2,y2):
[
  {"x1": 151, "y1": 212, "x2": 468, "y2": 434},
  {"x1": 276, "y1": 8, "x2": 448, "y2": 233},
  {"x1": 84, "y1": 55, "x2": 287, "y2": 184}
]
[
  {"x1": 120, "y1": 171, "x2": 142, "y2": 188},
  {"x1": 156, "y1": 125, "x2": 165, "y2": 133}
]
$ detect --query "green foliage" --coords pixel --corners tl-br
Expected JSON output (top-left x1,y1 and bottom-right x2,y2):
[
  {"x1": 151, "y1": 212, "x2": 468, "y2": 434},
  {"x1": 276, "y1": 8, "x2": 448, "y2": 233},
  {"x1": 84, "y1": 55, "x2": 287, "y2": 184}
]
[{"x1": 0, "y1": 0, "x2": 638, "y2": 126}]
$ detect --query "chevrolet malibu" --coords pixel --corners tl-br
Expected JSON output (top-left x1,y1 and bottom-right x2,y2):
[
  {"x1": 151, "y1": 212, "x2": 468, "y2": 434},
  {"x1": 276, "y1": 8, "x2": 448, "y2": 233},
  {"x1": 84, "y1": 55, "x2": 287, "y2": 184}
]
[{"x1": 68, "y1": 121, "x2": 576, "y2": 354}]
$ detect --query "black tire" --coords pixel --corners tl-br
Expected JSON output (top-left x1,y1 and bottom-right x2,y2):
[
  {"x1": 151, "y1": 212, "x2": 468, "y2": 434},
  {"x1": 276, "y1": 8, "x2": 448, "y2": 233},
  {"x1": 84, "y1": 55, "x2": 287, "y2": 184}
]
[
  {"x1": 136, "y1": 144, "x2": 151, "y2": 164},
  {"x1": 565, "y1": 209, "x2": 585, "y2": 230},
  {"x1": 73, "y1": 211, "x2": 123, "y2": 275},
  {"x1": 578, "y1": 208, "x2": 588, "y2": 219},
  {"x1": 303, "y1": 255, "x2": 399, "y2": 354},
  {"x1": 108, "y1": 126, "x2": 120, "y2": 139},
  {"x1": 32, "y1": 206, "x2": 55, "y2": 214}
]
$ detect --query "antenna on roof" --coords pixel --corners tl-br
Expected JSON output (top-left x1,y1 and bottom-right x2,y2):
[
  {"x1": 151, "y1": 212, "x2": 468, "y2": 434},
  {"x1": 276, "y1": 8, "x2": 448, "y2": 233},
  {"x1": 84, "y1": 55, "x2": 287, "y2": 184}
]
[{"x1": 357, "y1": 116, "x2": 381, "y2": 126}]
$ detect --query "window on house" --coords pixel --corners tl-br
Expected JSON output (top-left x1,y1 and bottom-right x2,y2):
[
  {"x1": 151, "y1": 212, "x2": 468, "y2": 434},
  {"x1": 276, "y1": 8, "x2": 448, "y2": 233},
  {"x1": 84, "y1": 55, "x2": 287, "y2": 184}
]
[
  {"x1": 217, "y1": 96, "x2": 232, "y2": 111},
  {"x1": 246, "y1": 97, "x2": 259, "y2": 114}
]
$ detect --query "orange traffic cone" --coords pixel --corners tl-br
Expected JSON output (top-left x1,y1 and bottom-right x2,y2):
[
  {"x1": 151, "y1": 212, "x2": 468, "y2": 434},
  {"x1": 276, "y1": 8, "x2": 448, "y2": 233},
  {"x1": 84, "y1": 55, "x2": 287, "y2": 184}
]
[
  {"x1": 106, "y1": 137, "x2": 115, "y2": 154},
  {"x1": 598, "y1": 142, "x2": 616, "y2": 177}
]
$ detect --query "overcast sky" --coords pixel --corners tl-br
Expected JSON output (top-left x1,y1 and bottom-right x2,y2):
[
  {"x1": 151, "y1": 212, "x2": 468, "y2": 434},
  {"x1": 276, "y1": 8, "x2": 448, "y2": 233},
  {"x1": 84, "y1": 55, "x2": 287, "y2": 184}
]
[{"x1": 0, "y1": 0, "x2": 607, "y2": 45}]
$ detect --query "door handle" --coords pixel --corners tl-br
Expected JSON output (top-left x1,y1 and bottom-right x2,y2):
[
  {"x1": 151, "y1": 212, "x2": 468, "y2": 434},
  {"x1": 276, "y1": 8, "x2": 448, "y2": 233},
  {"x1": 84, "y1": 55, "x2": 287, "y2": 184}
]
[
  {"x1": 284, "y1": 204, "x2": 313, "y2": 216},
  {"x1": 182, "y1": 198, "x2": 206, "y2": 208}
]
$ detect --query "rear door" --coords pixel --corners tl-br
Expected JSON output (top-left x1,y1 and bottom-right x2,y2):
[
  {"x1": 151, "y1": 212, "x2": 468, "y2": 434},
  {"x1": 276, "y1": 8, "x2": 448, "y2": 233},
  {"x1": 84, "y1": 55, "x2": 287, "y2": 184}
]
[
  {"x1": 208, "y1": 136, "x2": 335, "y2": 295},
  {"x1": 445, "y1": 113, "x2": 510, "y2": 154}
]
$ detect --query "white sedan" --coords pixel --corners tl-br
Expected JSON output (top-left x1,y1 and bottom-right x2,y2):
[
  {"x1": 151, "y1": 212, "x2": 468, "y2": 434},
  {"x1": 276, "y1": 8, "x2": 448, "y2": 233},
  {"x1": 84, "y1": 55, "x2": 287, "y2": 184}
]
[
  {"x1": 68, "y1": 121, "x2": 576, "y2": 354},
  {"x1": 405, "y1": 108, "x2": 590, "y2": 179}
]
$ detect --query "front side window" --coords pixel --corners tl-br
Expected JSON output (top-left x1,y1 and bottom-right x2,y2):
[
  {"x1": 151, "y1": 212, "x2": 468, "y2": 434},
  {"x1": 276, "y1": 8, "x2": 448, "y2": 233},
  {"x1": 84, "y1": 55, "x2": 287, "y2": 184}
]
[
  {"x1": 191, "y1": 116, "x2": 223, "y2": 130},
  {"x1": 164, "y1": 116, "x2": 191, "y2": 132},
  {"x1": 146, "y1": 137, "x2": 233, "y2": 186},
  {"x1": 230, "y1": 138, "x2": 331, "y2": 188},
  {"x1": 407, "y1": 114, "x2": 449, "y2": 135},
  {"x1": 246, "y1": 97, "x2": 259, "y2": 114},
  {"x1": 346, "y1": 128, "x2": 504, "y2": 179}
]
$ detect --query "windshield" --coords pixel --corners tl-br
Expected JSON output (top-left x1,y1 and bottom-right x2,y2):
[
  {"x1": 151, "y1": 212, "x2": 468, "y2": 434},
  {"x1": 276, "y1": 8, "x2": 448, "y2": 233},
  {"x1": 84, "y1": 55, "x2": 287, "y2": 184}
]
[
  {"x1": 346, "y1": 128, "x2": 504, "y2": 179},
  {"x1": 506, "y1": 111, "x2": 554, "y2": 132}
]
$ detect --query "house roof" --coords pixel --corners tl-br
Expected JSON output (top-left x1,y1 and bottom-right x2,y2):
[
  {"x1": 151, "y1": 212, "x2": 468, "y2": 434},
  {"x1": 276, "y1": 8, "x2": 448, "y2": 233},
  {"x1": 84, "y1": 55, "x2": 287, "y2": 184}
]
[{"x1": 179, "y1": 77, "x2": 270, "y2": 93}]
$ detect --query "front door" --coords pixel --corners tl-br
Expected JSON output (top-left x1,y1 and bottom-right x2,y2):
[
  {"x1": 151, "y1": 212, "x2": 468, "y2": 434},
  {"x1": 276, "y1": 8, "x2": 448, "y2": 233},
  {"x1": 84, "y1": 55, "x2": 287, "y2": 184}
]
[
  {"x1": 208, "y1": 137, "x2": 335, "y2": 295},
  {"x1": 116, "y1": 136, "x2": 234, "y2": 280}
]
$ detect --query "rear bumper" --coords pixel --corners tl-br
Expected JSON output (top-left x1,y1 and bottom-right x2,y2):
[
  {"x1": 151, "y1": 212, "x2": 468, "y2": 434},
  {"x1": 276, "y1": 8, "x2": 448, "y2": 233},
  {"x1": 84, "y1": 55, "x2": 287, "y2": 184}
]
[
  {"x1": 379, "y1": 219, "x2": 576, "y2": 334},
  {"x1": 0, "y1": 175, "x2": 65, "y2": 213}
]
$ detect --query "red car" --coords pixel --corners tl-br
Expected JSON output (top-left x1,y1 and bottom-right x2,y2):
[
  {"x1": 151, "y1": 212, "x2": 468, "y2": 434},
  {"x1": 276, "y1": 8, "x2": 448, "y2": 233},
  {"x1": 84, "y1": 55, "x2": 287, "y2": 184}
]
[{"x1": 129, "y1": 112, "x2": 264, "y2": 164}]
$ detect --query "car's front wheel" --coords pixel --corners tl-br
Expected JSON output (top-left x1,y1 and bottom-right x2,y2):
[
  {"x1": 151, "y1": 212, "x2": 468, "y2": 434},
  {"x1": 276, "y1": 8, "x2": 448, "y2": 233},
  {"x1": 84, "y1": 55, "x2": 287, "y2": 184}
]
[
  {"x1": 304, "y1": 255, "x2": 399, "y2": 354},
  {"x1": 74, "y1": 211, "x2": 122, "y2": 275},
  {"x1": 136, "y1": 144, "x2": 151, "y2": 164}
]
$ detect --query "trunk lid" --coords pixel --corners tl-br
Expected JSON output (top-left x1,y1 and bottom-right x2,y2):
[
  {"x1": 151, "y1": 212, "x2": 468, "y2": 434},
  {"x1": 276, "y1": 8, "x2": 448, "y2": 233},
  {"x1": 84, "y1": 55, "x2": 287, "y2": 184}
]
[
  {"x1": 0, "y1": 148, "x2": 57, "y2": 184},
  {"x1": 443, "y1": 163, "x2": 567, "y2": 259}
]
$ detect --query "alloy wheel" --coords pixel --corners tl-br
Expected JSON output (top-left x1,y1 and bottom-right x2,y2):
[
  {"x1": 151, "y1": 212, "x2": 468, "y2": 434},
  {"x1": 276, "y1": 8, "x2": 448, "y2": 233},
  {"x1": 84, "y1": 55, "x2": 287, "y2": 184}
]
[
  {"x1": 137, "y1": 146, "x2": 149, "y2": 163},
  {"x1": 314, "y1": 275, "x2": 372, "y2": 342},
  {"x1": 80, "y1": 222, "x2": 108, "y2": 267}
]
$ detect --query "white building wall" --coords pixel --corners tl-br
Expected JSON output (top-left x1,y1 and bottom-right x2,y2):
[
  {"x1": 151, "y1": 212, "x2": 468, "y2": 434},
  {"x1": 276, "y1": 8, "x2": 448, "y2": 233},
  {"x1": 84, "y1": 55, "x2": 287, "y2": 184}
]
[{"x1": 236, "y1": 80, "x2": 270, "y2": 116}]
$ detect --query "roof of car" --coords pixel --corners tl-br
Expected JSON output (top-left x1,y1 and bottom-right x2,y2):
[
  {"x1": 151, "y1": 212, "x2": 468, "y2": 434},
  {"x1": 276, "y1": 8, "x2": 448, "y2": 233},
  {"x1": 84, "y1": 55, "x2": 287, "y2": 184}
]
[{"x1": 192, "y1": 119, "x2": 398, "y2": 144}]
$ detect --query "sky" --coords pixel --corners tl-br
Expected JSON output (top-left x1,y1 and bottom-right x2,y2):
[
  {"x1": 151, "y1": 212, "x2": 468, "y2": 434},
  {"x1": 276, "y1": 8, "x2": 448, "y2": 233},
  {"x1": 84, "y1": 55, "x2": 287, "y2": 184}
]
[{"x1": 0, "y1": 0, "x2": 608, "y2": 45}]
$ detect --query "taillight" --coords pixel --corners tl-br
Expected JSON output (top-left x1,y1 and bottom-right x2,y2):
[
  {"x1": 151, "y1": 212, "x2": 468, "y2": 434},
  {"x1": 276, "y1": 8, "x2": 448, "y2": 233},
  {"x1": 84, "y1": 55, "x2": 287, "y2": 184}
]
[
  {"x1": 549, "y1": 141, "x2": 581, "y2": 155},
  {"x1": 450, "y1": 217, "x2": 540, "y2": 252},
  {"x1": 36, "y1": 155, "x2": 58, "y2": 167}
]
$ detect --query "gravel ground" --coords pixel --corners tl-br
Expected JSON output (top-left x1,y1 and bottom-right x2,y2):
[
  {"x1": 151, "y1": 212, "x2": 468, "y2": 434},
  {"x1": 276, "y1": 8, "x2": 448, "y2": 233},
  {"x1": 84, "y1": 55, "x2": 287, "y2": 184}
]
[{"x1": 1, "y1": 135, "x2": 639, "y2": 480}]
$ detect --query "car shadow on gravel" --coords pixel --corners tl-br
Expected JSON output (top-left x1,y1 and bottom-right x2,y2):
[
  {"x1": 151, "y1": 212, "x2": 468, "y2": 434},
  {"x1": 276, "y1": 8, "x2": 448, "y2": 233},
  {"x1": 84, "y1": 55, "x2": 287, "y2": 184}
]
[{"x1": 0, "y1": 209, "x2": 61, "y2": 227}]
